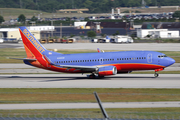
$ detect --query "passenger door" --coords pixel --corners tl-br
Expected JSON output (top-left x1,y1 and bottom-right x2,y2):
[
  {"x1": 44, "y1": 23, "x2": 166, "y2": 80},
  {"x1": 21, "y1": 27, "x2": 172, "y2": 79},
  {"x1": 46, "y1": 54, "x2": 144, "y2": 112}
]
[{"x1": 147, "y1": 53, "x2": 152, "y2": 63}]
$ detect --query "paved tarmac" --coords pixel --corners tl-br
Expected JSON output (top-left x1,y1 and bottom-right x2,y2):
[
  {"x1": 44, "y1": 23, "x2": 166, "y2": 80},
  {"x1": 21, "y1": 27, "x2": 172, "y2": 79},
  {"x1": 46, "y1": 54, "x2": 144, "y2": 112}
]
[
  {"x1": 0, "y1": 102, "x2": 180, "y2": 110},
  {"x1": 0, "y1": 74, "x2": 180, "y2": 88},
  {"x1": 1, "y1": 43, "x2": 180, "y2": 51}
]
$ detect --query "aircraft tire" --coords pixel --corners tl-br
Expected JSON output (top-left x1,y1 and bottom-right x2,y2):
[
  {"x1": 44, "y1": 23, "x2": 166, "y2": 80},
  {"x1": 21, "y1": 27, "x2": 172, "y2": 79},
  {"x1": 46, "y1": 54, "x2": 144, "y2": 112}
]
[{"x1": 154, "y1": 73, "x2": 159, "y2": 78}]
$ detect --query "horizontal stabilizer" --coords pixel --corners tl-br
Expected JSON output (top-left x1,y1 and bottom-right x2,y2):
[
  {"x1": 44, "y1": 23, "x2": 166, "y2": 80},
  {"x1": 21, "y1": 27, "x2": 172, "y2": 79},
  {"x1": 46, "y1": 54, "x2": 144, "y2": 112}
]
[{"x1": 8, "y1": 57, "x2": 37, "y2": 61}]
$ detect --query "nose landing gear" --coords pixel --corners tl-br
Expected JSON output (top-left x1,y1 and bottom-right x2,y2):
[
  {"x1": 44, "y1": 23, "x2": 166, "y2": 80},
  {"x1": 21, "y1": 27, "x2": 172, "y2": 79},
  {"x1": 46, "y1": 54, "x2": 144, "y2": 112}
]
[
  {"x1": 154, "y1": 72, "x2": 159, "y2": 78},
  {"x1": 154, "y1": 68, "x2": 164, "y2": 78}
]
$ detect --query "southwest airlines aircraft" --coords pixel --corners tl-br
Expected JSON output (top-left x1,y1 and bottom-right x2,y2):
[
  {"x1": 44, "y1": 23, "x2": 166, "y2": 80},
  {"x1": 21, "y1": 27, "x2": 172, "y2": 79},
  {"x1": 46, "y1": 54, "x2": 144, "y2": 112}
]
[{"x1": 13, "y1": 26, "x2": 175, "y2": 78}]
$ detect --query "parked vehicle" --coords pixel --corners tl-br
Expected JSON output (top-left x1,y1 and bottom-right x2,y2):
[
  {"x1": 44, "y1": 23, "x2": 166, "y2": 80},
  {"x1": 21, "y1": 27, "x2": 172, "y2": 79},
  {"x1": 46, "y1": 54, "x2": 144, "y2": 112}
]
[
  {"x1": 114, "y1": 35, "x2": 133, "y2": 43},
  {"x1": 60, "y1": 38, "x2": 75, "y2": 43},
  {"x1": 91, "y1": 36, "x2": 111, "y2": 43},
  {"x1": 91, "y1": 39, "x2": 98, "y2": 43},
  {"x1": 0, "y1": 38, "x2": 3, "y2": 43}
]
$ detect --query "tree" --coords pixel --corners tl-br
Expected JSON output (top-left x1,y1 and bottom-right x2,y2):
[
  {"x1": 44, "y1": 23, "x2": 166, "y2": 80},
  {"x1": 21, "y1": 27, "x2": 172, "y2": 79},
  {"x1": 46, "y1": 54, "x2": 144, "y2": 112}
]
[
  {"x1": 31, "y1": 16, "x2": 38, "y2": 21},
  {"x1": 173, "y1": 11, "x2": 180, "y2": 18},
  {"x1": 18, "y1": 14, "x2": 26, "y2": 24},
  {"x1": 0, "y1": 15, "x2": 4, "y2": 24},
  {"x1": 87, "y1": 30, "x2": 96, "y2": 38}
]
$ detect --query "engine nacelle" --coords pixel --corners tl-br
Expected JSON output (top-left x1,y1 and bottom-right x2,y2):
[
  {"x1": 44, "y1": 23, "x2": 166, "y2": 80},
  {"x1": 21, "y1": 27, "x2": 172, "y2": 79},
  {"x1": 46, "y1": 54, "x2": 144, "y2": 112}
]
[{"x1": 98, "y1": 66, "x2": 117, "y2": 76}]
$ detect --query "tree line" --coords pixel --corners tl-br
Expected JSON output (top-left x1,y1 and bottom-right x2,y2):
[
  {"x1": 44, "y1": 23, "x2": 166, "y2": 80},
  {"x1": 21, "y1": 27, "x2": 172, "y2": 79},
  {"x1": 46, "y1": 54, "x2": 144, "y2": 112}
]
[{"x1": 0, "y1": 0, "x2": 180, "y2": 13}]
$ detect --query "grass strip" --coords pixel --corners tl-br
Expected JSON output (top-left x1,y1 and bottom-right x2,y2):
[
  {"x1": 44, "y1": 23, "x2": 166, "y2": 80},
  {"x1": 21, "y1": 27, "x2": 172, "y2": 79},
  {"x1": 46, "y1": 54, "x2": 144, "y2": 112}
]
[
  {"x1": 0, "y1": 108, "x2": 180, "y2": 119},
  {"x1": 0, "y1": 88, "x2": 180, "y2": 103}
]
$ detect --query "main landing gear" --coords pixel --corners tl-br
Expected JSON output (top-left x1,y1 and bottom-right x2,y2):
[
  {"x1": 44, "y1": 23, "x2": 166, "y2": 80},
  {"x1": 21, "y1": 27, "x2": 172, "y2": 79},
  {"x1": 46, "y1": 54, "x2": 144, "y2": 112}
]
[
  {"x1": 87, "y1": 73, "x2": 104, "y2": 79},
  {"x1": 88, "y1": 73, "x2": 96, "y2": 79}
]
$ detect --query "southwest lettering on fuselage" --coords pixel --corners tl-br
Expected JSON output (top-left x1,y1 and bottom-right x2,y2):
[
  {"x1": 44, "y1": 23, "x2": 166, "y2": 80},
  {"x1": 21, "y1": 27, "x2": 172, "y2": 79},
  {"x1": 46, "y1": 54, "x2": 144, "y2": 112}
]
[{"x1": 23, "y1": 29, "x2": 45, "y2": 53}]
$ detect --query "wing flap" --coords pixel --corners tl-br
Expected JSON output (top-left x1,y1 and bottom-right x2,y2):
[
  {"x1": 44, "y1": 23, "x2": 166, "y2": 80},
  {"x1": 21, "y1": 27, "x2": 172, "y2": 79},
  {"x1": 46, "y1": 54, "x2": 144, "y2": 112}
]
[{"x1": 55, "y1": 64, "x2": 98, "y2": 72}]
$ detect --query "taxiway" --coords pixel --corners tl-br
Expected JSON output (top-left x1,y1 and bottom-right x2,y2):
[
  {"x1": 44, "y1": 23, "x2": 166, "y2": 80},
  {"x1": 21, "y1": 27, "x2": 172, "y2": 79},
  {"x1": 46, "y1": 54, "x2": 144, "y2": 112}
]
[{"x1": 0, "y1": 74, "x2": 180, "y2": 88}]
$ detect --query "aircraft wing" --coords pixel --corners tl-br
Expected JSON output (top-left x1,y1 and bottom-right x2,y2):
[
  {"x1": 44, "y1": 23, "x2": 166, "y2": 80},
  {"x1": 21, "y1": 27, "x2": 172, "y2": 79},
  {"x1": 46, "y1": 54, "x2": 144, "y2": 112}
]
[
  {"x1": 8, "y1": 57, "x2": 37, "y2": 61},
  {"x1": 43, "y1": 55, "x2": 99, "y2": 72},
  {"x1": 55, "y1": 64, "x2": 98, "y2": 72}
]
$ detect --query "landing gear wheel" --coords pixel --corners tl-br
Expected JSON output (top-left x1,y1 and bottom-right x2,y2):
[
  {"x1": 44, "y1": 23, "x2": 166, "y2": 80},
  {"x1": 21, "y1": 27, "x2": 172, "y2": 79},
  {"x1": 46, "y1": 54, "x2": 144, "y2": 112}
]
[
  {"x1": 88, "y1": 74, "x2": 96, "y2": 79},
  {"x1": 154, "y1": 73, "x2": 159, "y2": 78}
]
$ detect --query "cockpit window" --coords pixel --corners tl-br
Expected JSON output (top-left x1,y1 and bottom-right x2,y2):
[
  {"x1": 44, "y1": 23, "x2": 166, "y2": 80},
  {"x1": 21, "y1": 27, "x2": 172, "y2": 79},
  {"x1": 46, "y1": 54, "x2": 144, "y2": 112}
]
[{"x1": 158, "y1": 55, "x2": 167, "y2": 58}]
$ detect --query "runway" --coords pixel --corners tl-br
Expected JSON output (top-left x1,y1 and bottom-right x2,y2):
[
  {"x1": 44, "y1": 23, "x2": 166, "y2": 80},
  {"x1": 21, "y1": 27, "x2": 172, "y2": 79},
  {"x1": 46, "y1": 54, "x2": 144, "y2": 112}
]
[
  {"x1": 1, "y1": 102, "x2": 180, "y2": 110},
  {"x1": 1, "y1": 43, "x2": 180, "y2": 51},
  {"x1": 0, "y1": 74, "x2": 180, "y2": 88}
]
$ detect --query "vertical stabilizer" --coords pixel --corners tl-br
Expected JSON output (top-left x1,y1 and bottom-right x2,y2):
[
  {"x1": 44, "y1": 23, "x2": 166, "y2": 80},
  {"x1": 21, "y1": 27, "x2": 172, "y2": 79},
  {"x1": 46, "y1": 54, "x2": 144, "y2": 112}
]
[{"x1": 19, "y1": 26, "x2": 47, "y2": 58}]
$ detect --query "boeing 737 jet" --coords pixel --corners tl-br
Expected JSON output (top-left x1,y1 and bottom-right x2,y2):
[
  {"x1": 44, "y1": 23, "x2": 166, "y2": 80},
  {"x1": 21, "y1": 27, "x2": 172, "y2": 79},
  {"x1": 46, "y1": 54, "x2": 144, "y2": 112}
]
[{"x1": 12, "y1": 26, "x2": 175, "y2": 78}]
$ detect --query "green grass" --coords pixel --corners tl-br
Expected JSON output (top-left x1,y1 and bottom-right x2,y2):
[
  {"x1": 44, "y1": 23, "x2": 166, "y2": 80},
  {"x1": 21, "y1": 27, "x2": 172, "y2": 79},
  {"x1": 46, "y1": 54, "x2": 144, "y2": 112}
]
[
  {"x1": 0, "y1": 88, "x2": 180, "y2": 103},
  {"x1": 0, "y1": 108, "x2": 180, "y2": 119},
  {"x1": 1, "y1": 48, "x2": 180, "y2": 63},
  {"x1": 0, "y1": 8, "x2": 100, "y2": 21}
]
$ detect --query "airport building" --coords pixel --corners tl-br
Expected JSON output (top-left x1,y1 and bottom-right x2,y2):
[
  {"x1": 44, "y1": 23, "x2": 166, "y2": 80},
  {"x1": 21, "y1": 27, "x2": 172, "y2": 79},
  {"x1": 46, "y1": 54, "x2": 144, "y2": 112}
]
[
  {"x1": 0, "y1": 26, "x2": 55, "y2": 42},
  {"x1": 137, "y1": 29, "x2": 179, "y2": 38}
]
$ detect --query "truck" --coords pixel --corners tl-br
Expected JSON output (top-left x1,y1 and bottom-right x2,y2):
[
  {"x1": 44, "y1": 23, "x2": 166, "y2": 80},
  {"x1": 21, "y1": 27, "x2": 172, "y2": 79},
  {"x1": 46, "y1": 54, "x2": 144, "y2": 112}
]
[
  {"x1": 60, "y1": 38, "x2": 75, "y2": 43},
  {"x1": 0, "y1": 38, "x2": 3, "y2": 43},
  {"x1": 114, "y1": 35, "x2": 133, "y2": 43},
  {"x1": 91, "y1": 36, "x2": 111, "y2": 43}
]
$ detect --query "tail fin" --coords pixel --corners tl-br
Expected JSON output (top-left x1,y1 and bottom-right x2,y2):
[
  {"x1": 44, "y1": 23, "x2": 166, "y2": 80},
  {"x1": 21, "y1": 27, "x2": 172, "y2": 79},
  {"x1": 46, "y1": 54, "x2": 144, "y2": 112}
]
[
  {"x1": 106, "y1": 36, "x2": 111, "y2": 40},
  {"x1": 19, "y1": 26, "x2": 47, "y2": 58}
]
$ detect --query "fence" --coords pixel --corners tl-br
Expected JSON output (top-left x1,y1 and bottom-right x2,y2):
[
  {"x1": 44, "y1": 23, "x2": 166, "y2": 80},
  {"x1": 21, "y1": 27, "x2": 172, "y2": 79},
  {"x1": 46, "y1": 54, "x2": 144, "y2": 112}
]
[{"x1": 0, "y1": 111, "x2": 180, "y2": 120}]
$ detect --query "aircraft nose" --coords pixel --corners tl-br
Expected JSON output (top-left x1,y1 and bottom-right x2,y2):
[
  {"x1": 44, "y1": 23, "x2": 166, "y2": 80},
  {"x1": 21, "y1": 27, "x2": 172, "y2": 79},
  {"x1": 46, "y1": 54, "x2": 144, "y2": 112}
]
[{"x1": 168, "y1": 58, "x2": 175, "y2": 66}]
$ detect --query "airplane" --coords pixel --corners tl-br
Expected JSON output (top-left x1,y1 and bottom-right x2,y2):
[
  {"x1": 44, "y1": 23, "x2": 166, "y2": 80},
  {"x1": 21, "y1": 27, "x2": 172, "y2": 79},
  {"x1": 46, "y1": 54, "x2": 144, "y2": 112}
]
[{"x1": 11, "y1": 26, "x2": 175, "y2": 78}]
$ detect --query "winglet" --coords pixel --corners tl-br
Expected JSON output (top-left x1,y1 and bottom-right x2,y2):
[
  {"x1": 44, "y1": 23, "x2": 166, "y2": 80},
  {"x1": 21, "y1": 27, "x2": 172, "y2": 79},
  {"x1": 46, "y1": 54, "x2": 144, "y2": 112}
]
[{"x1": 97, "y1": 48, "x2": 101, "y2": 53}]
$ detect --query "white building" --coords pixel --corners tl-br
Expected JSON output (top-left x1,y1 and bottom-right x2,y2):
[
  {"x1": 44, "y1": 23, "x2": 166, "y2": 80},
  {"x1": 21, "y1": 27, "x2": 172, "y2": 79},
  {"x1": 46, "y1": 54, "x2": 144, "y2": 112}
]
[
  {"x1": 74, "y1": 22, "x2": 87, "y2": 29},
  {"x1": 137, "y1": 29, "x2": 179, "y2": 38},
  {"x1": 0, "y1": 28, "x2": 40, "y2": 42}
]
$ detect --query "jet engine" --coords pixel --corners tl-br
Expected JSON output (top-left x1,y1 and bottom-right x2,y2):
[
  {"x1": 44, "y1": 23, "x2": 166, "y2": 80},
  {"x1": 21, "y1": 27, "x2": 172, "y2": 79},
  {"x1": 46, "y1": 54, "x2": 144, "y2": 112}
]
[{"x1": 98, "y1": 66, "x2": 117, "y2": 76}]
